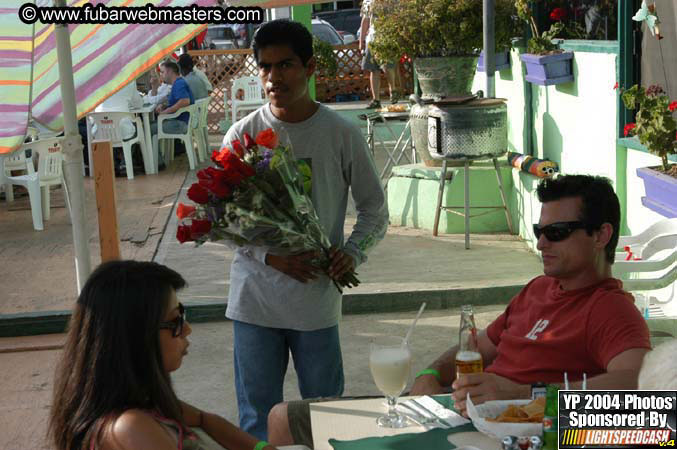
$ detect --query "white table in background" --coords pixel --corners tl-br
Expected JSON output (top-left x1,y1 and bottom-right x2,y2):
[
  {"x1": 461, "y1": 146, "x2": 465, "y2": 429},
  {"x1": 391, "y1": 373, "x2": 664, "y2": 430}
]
[
  {"x1": 85, "y1": 103, "x2": 156, "y2": 176},
  {"x1": 310, "y1": 396, "x2": 499, "y2": 450}
]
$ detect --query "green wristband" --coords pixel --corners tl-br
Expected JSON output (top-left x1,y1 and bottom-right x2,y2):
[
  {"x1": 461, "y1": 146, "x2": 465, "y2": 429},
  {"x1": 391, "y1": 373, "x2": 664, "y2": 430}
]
[
  {"x1": 415, "y1": 368, "x2": 441, "y2": 380},
  {"x1": 254, "y1": 441, "x2": 269, "y2": 450}
]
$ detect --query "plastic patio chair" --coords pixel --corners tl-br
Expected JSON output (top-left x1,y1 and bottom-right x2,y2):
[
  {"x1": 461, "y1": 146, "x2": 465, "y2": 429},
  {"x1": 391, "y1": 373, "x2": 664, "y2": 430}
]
[
  {"x1": 89, "y1": 111, "x2": 149, "y2": 180},
  {"x1": 30, "y1": 137, "x2": 71, "y2": 221},
  {"x1": 1, "y1": 144, "x2": 43, "y2": 230},
  {"x1": 231, "y1": 76, "x2": 265, "y2": 124},
  {"x1": 153, "y1": 104, "x2": 199, "y2": 171},
  {"x1": 193, "y1": 96, "x2": 211, "y2": 162},
  {"x1": 613, "y1": 218, "x2": 677, "y2": 320}
]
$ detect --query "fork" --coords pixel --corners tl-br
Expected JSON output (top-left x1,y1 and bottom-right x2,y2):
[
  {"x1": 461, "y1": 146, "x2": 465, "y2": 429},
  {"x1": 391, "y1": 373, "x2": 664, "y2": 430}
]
[
  {"x1": 410, "y1": 399, "x2": 454, "y2": 428},
  {"x1": 399, "y1": 403, "x2": 442, "y2": 426}
]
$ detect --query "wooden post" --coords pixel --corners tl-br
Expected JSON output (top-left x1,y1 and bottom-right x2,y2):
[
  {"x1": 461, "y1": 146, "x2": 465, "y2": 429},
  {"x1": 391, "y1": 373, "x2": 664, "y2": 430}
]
[{"x1": 92, "y1": 140, "x2": 121, "y2": 262}]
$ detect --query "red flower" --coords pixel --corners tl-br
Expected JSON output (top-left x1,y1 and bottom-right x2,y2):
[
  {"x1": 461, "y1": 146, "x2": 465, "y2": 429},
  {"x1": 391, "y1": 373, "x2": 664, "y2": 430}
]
[
  {"x1": 231, "y1": 139, "x2": 245, "y2": 158},
  {"x1": 190, "y1": 219, "x2": 212, "y2": 236},
  {"x1": 623, "y1": 122, "x2": 636, "y2": 137},
  {"x1": 187, "y1": 183, "x2": 209, "y2": 204},
  {"x1": 255, "y1": 128, "x2": 279, "y2": 149},
  {"x1": 613, "y1": 82, "x2": 619, "y2": 90},
  {"x1": 550, "y1": 7, "x2": 566, "y2": 21},
  {"x1": 176, "y1": 203, "x2": 196, "y2": 219},
  {"x1": 243, "y1": 133, "x2": 255, "y2": 149},
  {"x1": 176, "y1": 225, "x2": 193, "y2": 243},
  {"x1": 218, "y1": 151, "x2": 256, "y2": 179},
  {"x1": 669, "y1": 101, "x2": 677, "y2": 112},
  {"x1": 198, "y1": 167, "x2": 232, "y2": 198}
]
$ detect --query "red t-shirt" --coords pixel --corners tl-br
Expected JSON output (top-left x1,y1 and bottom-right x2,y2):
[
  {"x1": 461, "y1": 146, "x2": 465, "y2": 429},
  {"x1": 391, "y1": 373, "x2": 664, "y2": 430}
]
[{"x1": 485, "y1": 276, "x2": 651, "y2": 384}]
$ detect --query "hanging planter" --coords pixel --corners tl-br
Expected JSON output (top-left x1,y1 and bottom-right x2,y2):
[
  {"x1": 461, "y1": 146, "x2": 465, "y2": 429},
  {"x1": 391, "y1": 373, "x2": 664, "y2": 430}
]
[
  {"x1": 520, "y1": 51, "x2": 574, "y2": 86},
  {"x1": 477, "y1": 50, "x2": 511, "y2": 72},
  {"x1": 636, "y1": 167, "x2": 677, "y2": 218}
]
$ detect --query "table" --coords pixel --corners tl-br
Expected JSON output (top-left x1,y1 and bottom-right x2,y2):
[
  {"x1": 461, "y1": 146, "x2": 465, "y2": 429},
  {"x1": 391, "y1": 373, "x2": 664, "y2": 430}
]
[
  {"x1": 85, "y1": 103, "x2": 156, "y2": 176},
  {"x1": 310, "y1": 396, "x2": 499, "y2": 450},
  {"x1": 363, "y1": 111, "x2": 416, "y2": 186}
]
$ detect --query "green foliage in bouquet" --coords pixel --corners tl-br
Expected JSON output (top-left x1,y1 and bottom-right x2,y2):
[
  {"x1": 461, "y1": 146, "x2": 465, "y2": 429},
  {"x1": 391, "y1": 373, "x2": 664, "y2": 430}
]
[
  {"x1": 369, "y1": 0, "x2": 519, "y2": 63},
  {"x1": 312, "y1": 38, "x2": 338, "y2": 77},
  {"x1": 621, "y1": 84, "x2": 677, "y2": 173}
]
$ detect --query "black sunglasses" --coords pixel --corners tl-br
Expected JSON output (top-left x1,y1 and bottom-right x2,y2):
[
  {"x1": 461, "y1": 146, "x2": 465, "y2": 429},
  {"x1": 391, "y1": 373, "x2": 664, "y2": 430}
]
[
  {"x1": 159, "y1": 303, "x2": 185, "y2": 337},
  {"x1": 533, "y1": 221, "x2": 588, "y2": 242}
]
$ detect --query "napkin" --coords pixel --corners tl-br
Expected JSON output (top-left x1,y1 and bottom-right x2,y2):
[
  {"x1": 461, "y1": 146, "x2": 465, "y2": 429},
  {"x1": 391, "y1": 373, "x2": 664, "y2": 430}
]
[{"x1": 399, "y1": 396, "x2": 471, "y2": 429}]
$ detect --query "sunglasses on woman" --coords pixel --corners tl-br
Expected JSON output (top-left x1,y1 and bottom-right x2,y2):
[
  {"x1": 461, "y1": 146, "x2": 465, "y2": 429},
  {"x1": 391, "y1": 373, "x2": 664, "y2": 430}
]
[
  {"x1": 159, "y1": 303, "x2": 185, "y2": 337},
  {"x1": 533, "y1": 221, "x2": 589, "y2": 242}
]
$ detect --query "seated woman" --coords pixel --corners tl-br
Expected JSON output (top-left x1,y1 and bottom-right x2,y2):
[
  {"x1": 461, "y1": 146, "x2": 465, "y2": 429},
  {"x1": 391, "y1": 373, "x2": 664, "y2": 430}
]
[{"x1": 48, "y1": 260, "x2": 276, "y2": 450}]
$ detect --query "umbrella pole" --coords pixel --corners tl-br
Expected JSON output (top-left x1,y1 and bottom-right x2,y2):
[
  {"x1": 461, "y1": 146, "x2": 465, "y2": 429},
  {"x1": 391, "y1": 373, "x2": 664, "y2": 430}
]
[{"x1": 54, "y1": 4, "x2": 91, "y2": 292}]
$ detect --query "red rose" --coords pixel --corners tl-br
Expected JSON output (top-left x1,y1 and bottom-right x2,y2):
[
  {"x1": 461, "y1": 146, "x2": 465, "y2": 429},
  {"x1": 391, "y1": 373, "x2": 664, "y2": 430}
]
[
  {"x1": 243, "y1": 132, "x2": 255, "y2": 149},
  {"x1": 669, "y1": 101, "x2": 677, "y2": 112},
  {"x1": 218, "y1": 151, "x2": 256, "y2": 181},
  {"x1": 623, "y1": 122, "x2": 636, "y2": 137},
  {"x1": 231, "y1": 140, "x2": 245, "y2": 158},
  {"x1": 187, "y1": 183, "x2": 209, "y2": 204},
  {"x1": 190, "y1": 219, "x2": 212, "y2": 236},
  {"x1": 198, "y1": 167, "x2": 232, "y2": 198},
  {"x1": 212, "y1": 147, "x2": 231, "y2": 165},
  {"x1": 550, "y1": 7, "x2": 566, "y2": 21},
  {"x1": 255, "y1": 128, "x2": 279, "y2": 149},
  {"x1": 176, "y1": 203, "x2": 196, "y2": 219},
  {"x1": 613, "y1": 82, "x2": 619, "y2": 90},
  {"x1": 176, "y1": 225, "x2": 193, "y2": 243}
]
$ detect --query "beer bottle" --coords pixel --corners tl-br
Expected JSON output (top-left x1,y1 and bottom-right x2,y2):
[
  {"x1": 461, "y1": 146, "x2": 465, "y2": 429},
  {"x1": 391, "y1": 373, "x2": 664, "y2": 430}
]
[
  {"x1": 455, "y1": 304, "x2": 483, "y2": 379},
  {"x1": 542, "y1": 384, "x2": 559, "y2": 450}
]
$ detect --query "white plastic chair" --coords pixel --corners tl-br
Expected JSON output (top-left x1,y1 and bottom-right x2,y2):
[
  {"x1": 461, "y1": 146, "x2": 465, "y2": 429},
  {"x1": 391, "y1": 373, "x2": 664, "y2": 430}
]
[
  {"x1": 231, "y1": 76, "x2": 265, "y2": 124},
  {"x1": 1, "y1": 146, "x2": 43, "y2": 231},
  {"x1": 2, "y1": 147, "x2": 32, "y2": 201},
  {"x1": 153, "y1": 104, "x2": 199, "y2": 171},
  {"x1": 614, "y1": 218, "x2": 677, "y2": 320},
  {"x1": 31, "y1": 137, "x2": 71, "y2": 221},
  {"x1": 89, "y1": 112, "x2": 148, "y2": 180},
  {"x1": 193, "y1": 96, "x2": 211, "y2": 162}
]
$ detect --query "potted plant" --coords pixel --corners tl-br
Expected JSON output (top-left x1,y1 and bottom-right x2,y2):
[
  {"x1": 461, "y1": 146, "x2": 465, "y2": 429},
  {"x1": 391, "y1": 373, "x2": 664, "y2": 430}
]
[
  {"x1": 516, "y1": 0, "x2": 574, "y2": 86},
  {"x1": 621, "y1": 84, "x2": 677, "y2": 217},
  {"x1": 370, "y1": 0, "x2": 516, "y2": 99}
]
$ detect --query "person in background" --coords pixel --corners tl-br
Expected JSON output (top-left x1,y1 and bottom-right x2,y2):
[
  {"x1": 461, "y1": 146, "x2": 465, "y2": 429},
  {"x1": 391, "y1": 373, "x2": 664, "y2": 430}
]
[
  {"x1": 178, "y1": 53, "x2": 210, "y2": 100},
  {"x1": 48, "y1": 260, "x2": 277, "y2": 450},
  {"x1": 222, "y1": 19, "x2": 388, "y2": 441},
  {"x1": 144, "y1": 68, "x2": 172, "y2": 108}
]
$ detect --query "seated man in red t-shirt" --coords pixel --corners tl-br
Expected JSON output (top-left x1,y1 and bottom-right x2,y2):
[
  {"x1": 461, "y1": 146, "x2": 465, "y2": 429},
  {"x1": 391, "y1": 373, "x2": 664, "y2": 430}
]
[
  {"x1": 408, "y1": 174, "x2": 650, "y2": 415},
  {"x1": 266, "y1": 175, "x2": 651, "y2": 448}
]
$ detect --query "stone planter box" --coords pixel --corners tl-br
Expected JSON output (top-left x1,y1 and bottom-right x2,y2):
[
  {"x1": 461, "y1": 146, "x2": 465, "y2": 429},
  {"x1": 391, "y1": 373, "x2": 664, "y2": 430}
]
[
  {"x1": 520, "y1": 51, "x2": 574, "y2": 86},
  {"x1": 477, "y1": 51, "x2": 511, "y2": 72},
  {"x1": 637, "y1": 167, "x2": 677, "y2": 218}
]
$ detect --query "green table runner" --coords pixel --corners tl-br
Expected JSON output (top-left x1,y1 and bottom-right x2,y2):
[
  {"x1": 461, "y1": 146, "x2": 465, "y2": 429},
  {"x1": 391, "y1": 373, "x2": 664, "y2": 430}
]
[{"x1": 328, "y1": 396, "x2": 477, "y2": 450}]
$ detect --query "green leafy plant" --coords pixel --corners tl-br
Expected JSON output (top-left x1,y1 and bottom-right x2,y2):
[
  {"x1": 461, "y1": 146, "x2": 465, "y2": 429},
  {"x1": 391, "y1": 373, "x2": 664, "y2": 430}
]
[
  {"x1": 621, "y1": 84, "x2": 677, "y2": 174},
  {"x1": 369, "y1": 0, "x2": 519, "y2": 63},
  {"x1": 516, "y1": 0, "x2": 565, "y2": 54},
  {"x1": 312, "y1": 38, "x2": 338, "y2": 77}
]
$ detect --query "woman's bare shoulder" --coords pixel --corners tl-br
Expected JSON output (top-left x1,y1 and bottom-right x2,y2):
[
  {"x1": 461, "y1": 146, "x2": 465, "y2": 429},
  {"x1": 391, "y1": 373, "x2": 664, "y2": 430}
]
[{"x1": 99, "y1": 409, "x2": 177, "y2": 450}]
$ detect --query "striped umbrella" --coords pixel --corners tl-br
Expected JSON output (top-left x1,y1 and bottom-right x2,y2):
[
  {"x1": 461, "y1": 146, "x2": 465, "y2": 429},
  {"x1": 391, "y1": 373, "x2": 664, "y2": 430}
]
[
  {"x1": 0, "y1": 0, "x2": 208, "y2": 290},
  {"x1": 0, "y1": 0, "x2": 210, "y2": 154}
]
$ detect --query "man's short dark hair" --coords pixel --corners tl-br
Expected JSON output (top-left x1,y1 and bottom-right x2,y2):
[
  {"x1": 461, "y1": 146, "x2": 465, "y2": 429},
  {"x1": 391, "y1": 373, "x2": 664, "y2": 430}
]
[
  {"x1": 161, "y1": 61, "x2": 180, "y2": 76},
  {"x1": 537, "y1": 174, "x2": 621, "y2": 264},
  {"x1": 177, "y1": 54, "x2": 194, "y2": 76},
  {"x1": 252, "y1": 19, "x2": 313, "y2": 66}
]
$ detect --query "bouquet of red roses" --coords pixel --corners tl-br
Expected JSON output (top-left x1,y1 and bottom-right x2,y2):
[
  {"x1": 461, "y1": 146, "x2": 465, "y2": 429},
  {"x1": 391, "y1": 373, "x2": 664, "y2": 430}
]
[{"x1": 176, "y1": 128, "x2": 359, "y2": 292}]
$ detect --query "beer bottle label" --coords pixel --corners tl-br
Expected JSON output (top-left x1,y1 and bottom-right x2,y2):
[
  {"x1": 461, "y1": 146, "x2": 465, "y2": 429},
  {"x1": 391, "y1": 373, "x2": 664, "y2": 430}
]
[{"x1": 543, "y1": 415, "x2": 557, "y2": 432}]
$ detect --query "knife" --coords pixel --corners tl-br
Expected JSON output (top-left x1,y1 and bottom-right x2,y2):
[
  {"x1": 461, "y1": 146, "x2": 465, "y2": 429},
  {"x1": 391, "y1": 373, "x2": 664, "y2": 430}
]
[{"x1": 410, "y1": 398, "x2": 454, "y2": 428}]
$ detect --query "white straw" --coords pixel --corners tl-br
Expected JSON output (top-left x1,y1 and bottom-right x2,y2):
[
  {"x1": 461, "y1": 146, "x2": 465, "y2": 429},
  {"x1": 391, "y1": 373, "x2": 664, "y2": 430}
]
[
  {"x1": 564, "y1": 372, "x2": 569, "y2": 390},
  {"x1": 404, "y1": 302, "x2": 427, "y2": 345},
  {"x1": 583, "y1": 373, "x2": 587, "y2": 390}
]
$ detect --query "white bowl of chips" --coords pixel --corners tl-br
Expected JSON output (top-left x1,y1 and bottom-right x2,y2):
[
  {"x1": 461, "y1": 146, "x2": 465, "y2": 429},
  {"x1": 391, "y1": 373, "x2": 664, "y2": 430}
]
[{"x1": 465, "y1": 395, "x2": 544, "y2": 440}]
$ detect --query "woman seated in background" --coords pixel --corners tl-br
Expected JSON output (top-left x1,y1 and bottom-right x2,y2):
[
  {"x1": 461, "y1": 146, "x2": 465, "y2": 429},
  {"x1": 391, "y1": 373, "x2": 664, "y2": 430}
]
[{"x1": 48, "y1": 260, "x2": 276, "y2": 450}]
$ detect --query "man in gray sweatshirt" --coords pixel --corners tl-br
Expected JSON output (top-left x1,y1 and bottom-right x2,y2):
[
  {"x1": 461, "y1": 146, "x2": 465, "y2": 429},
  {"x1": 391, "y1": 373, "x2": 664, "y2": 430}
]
[{"x1": 222, "y1": 19, "x2": 388, "y2": 440}]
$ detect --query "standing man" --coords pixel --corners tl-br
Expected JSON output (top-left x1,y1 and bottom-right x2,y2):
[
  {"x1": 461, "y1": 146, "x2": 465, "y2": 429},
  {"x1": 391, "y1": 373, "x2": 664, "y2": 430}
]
[
  {"x1": 222, "y1": 19, "x2": 388, "y2": 440},
  {"x1": 359, "y1": 0, "x2": 401, "y2": 109}
]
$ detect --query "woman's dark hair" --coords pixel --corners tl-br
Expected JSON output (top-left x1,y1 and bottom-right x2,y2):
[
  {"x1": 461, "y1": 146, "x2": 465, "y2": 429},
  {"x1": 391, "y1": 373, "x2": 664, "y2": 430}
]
[
  {"x1": 252, "y1": 19, "x2": 313, "y2": 66},
  {"x1": 177, "y1": 53, "x2": 194, "y2": 76},
  {"x1": 48, "y1": 260, "x2": 186, "y2": 450},
  {"x1": 536, "y1": 174, "x2": 621, "y2": 264}
]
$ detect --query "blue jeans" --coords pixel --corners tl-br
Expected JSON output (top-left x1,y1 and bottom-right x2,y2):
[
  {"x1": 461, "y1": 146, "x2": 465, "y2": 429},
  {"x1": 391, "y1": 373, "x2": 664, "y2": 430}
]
[{"x1": 232, "y1": 321, "x2": 344, "y2": 440}]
